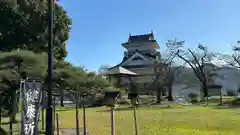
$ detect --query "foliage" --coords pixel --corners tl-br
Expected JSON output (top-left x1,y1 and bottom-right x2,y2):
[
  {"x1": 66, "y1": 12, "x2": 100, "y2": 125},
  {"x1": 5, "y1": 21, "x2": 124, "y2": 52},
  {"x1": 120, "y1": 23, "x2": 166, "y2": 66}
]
[
  {"x1": 0, "y1": 50, "x2": 48, "y2": 92},
  {"x1": 0, "y1": 127, "x2": 7, "y2": 135},
  {"x1": 188, "y1": 92, "x2": 198, "y2": 100},
  {"x1": 0, "y1": 50, "x2": 48, "y2": 121},
  {"x1": 152, "y1": 39, "x2": 184, "y2": 103},
  {"x1": 0, "y1": 0, "x2": 72, "y2": 60},
  {"x1": 104, "y1": 86, "x2": 119, "y2": 92},
  {"x1": 226, "y1": 90, "x2": 236, "y2": 96},
  {"x1": 52, "y1": 64, "x2": 112, "y2": 96},
  {"x1": 0, "y1": 50, "x2": 114, "y2": 116},
  {"x1": 98, "y1": 64, "x2": 111, "y2": 75}
]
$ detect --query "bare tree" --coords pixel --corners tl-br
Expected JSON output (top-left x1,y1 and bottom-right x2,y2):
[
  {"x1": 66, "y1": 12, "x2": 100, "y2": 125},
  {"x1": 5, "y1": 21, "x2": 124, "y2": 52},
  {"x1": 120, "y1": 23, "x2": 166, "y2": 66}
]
[
  {"x1": 176, "y1": 44, "x2": 207, "y2": 97},
  {"x1": 176, "y1": 43, "x2": 220, "y2": 103},
  {"x1": 152, "y1": 39, "x2": 183, "y2": 103},
  {"x1": 166, "y1": 66, "x2": 185, "y2": 101},
  {"x1": 231, "y1": 41, "x2": 240, "y2": 67},
  {"x1": 153, "y1": 62, "x2": 167, "y2": 103}
]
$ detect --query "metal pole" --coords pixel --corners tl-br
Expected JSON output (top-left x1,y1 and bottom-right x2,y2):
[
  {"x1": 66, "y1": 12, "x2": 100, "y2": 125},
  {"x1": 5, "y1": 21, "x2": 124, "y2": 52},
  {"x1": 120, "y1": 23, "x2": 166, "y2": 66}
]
[
  {"x1": 82, "y1": 96, "x2": 87, "y2": 135},
  {"x1": 41, "y1": 90, "x2": 45, "y2": 131},
  {"x1": 9, "y1": 122, "x2": 13, "y2": 135},
  {"x1": 0, "y1": 107, "x2": 1, "y2": 127},
  {"x1": 53, "y1": 96, "x2": 56, "y2": 131},
  {"x1": 20, "y1": 80, "x2": 25, "y2": 135},
  {"x1": 76, "y1": 92, "x2": 79, "y2": 135},
  {"x1": 133, "y1": 105, "x2": 138, "y2": 135},
  {"x1": 46, "y1": 0, "x2": 54, "y2": 134},
  {"x1": 110, "y1": 106, "x2": 115, "y2": 135},
  {"x1": 56, "y1": 113, "x2": 59, "y2": 135},
  {"x1": 17, "y1": 80, "x2": 22, "y2": 133}
]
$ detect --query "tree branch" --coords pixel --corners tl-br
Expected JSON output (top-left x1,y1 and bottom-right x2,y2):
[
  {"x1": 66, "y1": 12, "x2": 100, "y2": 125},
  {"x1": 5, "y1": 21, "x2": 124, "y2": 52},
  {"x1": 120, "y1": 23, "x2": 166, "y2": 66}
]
[
  {"x1": 188, "y1": 48, "x2": 206, "y2": 82},
  {"x1": 176, "y1": 50, "x2": 202, "y2": 82}
]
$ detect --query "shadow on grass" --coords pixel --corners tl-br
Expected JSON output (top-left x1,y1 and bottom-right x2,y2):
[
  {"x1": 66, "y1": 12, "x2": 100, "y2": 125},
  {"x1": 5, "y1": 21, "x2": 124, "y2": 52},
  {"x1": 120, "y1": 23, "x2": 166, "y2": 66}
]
[
  {"x1": 56, "y1": 107, "x2": 76, "y2": 112},
  {"x1": 97, "y1": 107, "x2": 134, "y2": 112},
  {"x1": 212, "y1": 105, "x2": 240, "y2": 109},
  {"x1": 97, "y1": 105, "x2": 175, "y2": 112}
]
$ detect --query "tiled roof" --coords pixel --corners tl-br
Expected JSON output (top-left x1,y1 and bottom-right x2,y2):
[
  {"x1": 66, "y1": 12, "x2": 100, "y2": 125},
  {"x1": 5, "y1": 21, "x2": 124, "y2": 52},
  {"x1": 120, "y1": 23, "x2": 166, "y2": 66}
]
[
  {"x1": 108, "y1": 51, "x2": 156, "y2": 70},
  {"x1": 128, "y1": 33, "x2": 155, "y2": 43}
]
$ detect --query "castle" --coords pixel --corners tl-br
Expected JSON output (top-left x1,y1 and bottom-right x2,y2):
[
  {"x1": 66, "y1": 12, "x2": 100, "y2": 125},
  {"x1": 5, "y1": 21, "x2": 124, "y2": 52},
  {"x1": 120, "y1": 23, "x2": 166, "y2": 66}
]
[{"x1": 109, "y1": 32, "x2": 162, "y2": 92}]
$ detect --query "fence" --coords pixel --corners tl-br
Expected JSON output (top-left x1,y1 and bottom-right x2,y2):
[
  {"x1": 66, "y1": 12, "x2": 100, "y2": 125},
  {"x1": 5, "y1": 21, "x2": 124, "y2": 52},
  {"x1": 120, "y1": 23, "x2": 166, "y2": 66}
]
[{"x1": 0, "y1": 78, "x2": 143, "y2": 135}]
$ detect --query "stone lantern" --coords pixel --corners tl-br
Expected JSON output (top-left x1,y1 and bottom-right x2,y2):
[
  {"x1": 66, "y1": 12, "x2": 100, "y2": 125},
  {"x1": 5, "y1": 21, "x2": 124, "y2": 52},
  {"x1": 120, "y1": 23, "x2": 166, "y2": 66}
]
[
  {"x1": 104, "y1": 91, "x2": 119, "y2": 107},
  {"x1": 101, "y1": 66, "x2": 137, "y2": 135},
  {"x1": 128, "y1": 93, "x2": 139, "y2": 106}
]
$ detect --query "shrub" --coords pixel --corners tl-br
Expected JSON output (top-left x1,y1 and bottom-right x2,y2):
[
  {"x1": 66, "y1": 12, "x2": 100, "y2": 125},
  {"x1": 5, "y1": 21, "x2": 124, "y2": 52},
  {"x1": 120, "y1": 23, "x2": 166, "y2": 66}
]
[
  {"x1": 226, "y1": 90, "x2": 236, "y2": 96},
  {"x1": 117, "y1": 97, "x2": 130, "y2": 105},
  {"x1": 188, "y1": 92, "x2": 198, "y2": 100},
  {"x1": 89, "y1": 98, "x2": 104, "y2": 107},
  {"x1": 190, "y1": 100, "x2": 199, "y2": 104},
  {"x1": 0, "y1": 128, "x2": 7, "y2": 135},
  {"x1": 232, "y1": 98, "x2": 240, "y2": 106}
]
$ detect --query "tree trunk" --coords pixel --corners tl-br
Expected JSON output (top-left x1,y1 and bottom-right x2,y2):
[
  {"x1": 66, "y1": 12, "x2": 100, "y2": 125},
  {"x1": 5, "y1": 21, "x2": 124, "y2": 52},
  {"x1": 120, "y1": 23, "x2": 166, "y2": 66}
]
[
  {"x1": 156, "y1": 88, "x2": 162, "y2": 104},
  {"x1": 60, "y1": 89, "x2": 64, "y2": 107},
  {"x1": 167, "y1": 85, "x2": 173, "y2": 101},
  {"x1": 202, "y1": 82, "x2": 208, "y2": 105},
  {"x1": 162, "y1": 89, "x2": 166, "y2": 96}
]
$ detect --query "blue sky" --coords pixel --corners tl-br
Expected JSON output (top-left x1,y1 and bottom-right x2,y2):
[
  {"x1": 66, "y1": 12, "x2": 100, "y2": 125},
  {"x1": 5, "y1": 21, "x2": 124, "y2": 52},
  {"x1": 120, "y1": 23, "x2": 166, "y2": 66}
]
[{"x1": 59, "y1": 0, "x2": 240, "y2": 72}]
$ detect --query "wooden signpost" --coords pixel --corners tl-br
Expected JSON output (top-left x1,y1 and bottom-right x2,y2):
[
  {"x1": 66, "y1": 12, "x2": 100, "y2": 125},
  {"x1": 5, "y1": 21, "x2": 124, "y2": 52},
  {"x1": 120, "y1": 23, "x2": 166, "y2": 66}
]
[
  {"x1": 128, "y1": 93, "x2": 139, "y2": 135},
  {"x1": 104, "y1": 91, "x2": 119, "y2": 135}
]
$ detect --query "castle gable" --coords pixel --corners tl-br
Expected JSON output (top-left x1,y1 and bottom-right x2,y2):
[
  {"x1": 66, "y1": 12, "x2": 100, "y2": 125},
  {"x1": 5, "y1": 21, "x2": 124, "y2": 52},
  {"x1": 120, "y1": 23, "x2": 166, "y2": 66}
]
[{"x1": 120, "y1": 52, "x2": 155, "y2": 67}]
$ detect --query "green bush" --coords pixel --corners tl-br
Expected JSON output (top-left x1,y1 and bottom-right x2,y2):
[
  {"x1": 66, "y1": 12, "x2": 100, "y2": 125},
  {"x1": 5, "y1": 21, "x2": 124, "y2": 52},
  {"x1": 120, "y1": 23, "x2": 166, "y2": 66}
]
[
  {"x1": 190, "y1": 100, "x2": 199, "y2": 104},
  {"x1": 226, "y1": 90, "x2": 236, "y2": 96},
  {"x1": 0, "y1": 127, "x2": 7, "y2": 135},
  {"x1": 231, "y1": 98, "x2": 240, "y2": 106},
  {"x1": 188, "y1": 92, "x2": 198, "y2": 103}
]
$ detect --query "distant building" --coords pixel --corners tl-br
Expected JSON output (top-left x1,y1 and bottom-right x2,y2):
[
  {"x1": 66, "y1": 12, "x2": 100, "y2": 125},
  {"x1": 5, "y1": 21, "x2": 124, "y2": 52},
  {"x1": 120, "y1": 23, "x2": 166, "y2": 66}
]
[{"x1": 109, "y1": 32, "x2": 165, "y2": 92}]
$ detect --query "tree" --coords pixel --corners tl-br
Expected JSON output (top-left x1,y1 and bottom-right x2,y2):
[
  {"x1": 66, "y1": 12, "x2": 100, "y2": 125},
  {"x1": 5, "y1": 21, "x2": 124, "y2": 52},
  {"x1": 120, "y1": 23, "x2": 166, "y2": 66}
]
[
  {"x1": 52, "y1": 63, "x2": 85, "y2": 107},
  {"x1": 152, "y1": 62, "x2": 167, "y2": 103},
  {"x1": 231, "y1": 41, "x2": 240, "y2": 67},
  {"x1": 164, "y1": 39, "x2": 184, "y2": 101},
  {"x1": 51, "y1": 64, "x2": 112, "y2": 106},
  {"x1": 176, "y1": 43, "x2": 217, "y2": 103},
  {"x1": 98, "y1": 64, "x2": 111, "y2": 75},
  {"x1": 152, "y1": 39, "x2": 183, "y2": 103},
  {"x1": 0, "y1": 0, "x2": 72, "y2": 60},
  {"x1": 0, "y1": 50, "x2": 48, "y2": 122},
  {"x1": 166, "y1": 66, "x2": 184, "y2": 101}
]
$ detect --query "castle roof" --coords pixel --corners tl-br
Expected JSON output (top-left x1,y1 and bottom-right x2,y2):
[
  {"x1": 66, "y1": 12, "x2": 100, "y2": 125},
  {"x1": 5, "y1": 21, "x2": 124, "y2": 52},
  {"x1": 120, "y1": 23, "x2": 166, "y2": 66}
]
[
  {"x1": 108, "y1": 51, "x2": 157, "y2": 70},
  {"x1": 121, "y1": 32, "x2": 159, "y2": 49},
  {"x1": 128, "y1": 33, "x2": 155, "y2": 43}
]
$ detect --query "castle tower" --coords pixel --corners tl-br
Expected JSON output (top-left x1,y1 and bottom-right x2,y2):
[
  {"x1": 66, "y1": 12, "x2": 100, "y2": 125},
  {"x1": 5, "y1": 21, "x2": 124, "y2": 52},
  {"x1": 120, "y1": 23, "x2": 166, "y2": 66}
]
[{"x1": 109, "y1": 32, "x2": 162, "y2": 92}]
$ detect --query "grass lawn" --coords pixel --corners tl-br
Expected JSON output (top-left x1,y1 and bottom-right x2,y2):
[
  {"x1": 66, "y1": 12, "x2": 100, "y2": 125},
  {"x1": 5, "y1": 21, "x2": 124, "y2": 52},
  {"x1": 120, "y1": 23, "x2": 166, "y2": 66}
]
[
  {"x1": 56, "y1": 105, "x2": 240, "y2": 135},
  {"x1": 2, "y1": 105, "x2": 240, "y2": 135}
]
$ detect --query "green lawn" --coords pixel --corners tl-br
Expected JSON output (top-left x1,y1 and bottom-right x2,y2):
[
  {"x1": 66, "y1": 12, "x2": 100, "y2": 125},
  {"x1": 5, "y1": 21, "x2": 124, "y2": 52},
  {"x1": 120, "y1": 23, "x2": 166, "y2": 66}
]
[{"x1": 2, "y1": 105, "x2": 240, "y2": 135}]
